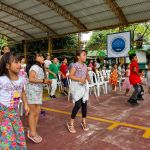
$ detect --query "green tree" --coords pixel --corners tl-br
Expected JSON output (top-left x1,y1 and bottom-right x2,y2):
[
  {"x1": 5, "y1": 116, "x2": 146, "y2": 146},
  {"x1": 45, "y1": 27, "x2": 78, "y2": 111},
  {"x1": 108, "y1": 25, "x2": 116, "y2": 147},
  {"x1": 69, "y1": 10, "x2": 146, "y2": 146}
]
[
  {"x1": 53, "y1": 34, "x2": 78, "y2": 50},
  {"x1": 86, "y1": 28, "x2": 119, "y2": 49},
  {"x1": 0, "y1": 38, "x2": 7, "y2": 49}
]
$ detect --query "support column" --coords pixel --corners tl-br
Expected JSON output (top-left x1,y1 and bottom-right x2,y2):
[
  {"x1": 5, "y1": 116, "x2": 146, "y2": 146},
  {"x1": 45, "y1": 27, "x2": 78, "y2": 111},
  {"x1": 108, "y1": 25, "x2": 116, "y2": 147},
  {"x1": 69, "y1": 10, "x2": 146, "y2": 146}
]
[
  {"x1": 23, "y1": 40, "x2": 27, "y2": 62},
  {"x1": 119, "y1": 26, "x2": 125, "y2": 64},
  {"x1": 78, "y1": 32, "x2": 81, "y2": 50},
  {"x1": 48, "y1": 36, "x2": 52, "y2": 58}
]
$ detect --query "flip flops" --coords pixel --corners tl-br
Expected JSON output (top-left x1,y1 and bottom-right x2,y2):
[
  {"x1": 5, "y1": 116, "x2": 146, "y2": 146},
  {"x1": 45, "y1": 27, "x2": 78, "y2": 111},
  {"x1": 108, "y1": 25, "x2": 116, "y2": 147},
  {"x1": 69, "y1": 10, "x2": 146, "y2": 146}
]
[{"x1": 27, "y1": 130, "x2": 42, "y2": 144}]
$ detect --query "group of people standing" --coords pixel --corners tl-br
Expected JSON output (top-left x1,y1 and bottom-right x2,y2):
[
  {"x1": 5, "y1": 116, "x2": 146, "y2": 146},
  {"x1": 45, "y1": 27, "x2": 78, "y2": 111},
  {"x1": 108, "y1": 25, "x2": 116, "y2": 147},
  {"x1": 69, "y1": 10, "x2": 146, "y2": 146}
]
[
  {"x1": 0, "y1": 45, "x2": 150, "y2": 149},
  {"x1": 0, "y1": 46, "x2": 89, "y2": 149}
]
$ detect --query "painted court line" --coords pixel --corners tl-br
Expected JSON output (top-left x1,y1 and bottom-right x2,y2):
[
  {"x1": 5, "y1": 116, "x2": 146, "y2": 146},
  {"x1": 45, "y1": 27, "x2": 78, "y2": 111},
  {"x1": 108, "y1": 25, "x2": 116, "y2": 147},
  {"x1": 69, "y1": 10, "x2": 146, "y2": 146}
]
[{"x1": 42, "y1": 107, "x2": 150, "y2": 139}]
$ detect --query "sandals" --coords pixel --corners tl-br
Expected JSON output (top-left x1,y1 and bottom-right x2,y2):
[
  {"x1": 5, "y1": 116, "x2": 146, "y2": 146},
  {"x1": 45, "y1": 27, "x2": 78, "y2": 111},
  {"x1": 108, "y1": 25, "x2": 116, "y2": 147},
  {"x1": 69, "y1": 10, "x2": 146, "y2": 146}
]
[
  {"x1": 81, "y1": 122, "x2": 89, "y2": 131},
  {"x1": 27, "y1": 130, "x2": 42, "y2": 144},
  {"x1": 67, "y1": 122, "x2": 89, "y2": 133},
  {"x1": 67, "y1": 122, "x2": 76, "y2": 133}
]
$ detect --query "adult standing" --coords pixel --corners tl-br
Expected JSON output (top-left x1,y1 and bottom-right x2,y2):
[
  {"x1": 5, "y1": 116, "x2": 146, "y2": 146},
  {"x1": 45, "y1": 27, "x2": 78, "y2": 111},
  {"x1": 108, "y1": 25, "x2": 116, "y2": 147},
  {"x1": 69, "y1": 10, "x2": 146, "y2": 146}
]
[
  {"x1": 48, "y1": 57, "x2": 59, "y2": 98},
  {"x1": 0, "y1": 45, "x2": 10, "y2": 59}
]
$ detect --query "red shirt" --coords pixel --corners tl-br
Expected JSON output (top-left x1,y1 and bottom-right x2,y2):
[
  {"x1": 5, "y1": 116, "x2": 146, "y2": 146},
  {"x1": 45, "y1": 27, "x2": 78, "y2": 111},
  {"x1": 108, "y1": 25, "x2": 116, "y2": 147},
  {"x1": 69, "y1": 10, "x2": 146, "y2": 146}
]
[
  {"x1": 129, "y1": 61, "x2": 141, "y2": 85},
  {"x1": 60, "y1": 63, "x2": 68, "y2": 77}
]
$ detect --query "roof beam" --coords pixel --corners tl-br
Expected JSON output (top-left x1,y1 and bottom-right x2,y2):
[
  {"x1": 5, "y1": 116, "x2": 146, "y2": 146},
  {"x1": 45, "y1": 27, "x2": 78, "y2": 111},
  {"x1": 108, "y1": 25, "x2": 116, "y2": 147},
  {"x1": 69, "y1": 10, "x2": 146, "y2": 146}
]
[
  {"x1": 0, "y1": 21, "x2": 35, "y2": 39},
  {"x1": 105, "y1": 0, "x2": 128, "y2": 25},
  {"x1": 0, "y1": 2, "x2": 57, "y2": 35},
  {"x1": 37, "y1": 0, "x2": 87, "y2": 30}
]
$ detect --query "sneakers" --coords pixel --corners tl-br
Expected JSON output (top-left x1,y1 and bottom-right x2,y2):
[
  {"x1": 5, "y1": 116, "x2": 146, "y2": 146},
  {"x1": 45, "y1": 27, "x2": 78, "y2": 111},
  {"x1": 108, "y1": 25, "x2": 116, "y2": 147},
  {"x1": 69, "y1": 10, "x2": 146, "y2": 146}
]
[
  {"x1": 137, "y1": 97, "x2": 144, "y2": 101},
  {"x1": 50, "y1": 95, "x2": 56, "y2": 98},
  {"x1": 128, "y1": 99, "x2": 139, "y2": 106},
  {"x1": 40, "y1": 110, "x2": 46, "y2": 118}
]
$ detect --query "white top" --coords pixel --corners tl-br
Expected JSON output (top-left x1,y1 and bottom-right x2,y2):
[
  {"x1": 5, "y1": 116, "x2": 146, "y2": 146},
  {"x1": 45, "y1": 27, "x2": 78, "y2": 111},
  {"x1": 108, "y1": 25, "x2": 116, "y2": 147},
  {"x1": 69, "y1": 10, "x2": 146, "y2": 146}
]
[
  {"x1": 0, "y1": 76, "x2": 26, "y2": 107},
  {"x1": 44, "y1": 60, "x2": 51, "y2": 68},
  {"x1": 102, "y1": 70, "x2": 107, "y2": 78},
  {"x1": 21, "y1": 64, "x2": 26, "y2": 70},
  {"x1": 96, "y1": 62, "x2": 100, "y2": 69}
]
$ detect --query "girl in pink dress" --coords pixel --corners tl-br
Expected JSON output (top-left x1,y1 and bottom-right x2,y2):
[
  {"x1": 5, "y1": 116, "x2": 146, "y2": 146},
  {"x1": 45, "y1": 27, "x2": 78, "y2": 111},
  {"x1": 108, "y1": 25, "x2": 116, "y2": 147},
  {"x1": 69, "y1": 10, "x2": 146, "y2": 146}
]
[{"x1": 123, "y1": 64, "x2": 132, "y2": 96}]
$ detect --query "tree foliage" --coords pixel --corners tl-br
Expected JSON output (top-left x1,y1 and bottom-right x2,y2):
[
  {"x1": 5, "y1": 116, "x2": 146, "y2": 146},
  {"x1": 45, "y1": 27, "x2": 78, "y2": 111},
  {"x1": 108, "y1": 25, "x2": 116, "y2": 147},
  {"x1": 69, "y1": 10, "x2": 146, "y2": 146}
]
[
  {"x1": 86, "y1": 23, "x2": 150, "y2": 50},
  {"x1": 0, "y1": 38, "x2": 7, "y2": 49},
  {"x1": 10, "y1": 34, "x2": 78, "y2": 55},
  {"x1": 53, "y1": 34, "x2": 78, "y2": 50}
]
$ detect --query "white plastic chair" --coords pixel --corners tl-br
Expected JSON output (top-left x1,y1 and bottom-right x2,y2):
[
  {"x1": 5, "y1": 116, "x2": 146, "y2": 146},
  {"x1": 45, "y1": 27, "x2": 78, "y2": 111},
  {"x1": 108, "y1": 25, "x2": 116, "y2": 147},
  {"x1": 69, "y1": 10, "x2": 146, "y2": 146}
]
[
  {"x1": 88, "y1": 71, "x2": 97, "y2": 97},
  {"x1": 96, "y1": 72, "x2": 106, "y2": 96},
  {"x1": 57, "y1": 73, "x2": 63, "y2": 92}
]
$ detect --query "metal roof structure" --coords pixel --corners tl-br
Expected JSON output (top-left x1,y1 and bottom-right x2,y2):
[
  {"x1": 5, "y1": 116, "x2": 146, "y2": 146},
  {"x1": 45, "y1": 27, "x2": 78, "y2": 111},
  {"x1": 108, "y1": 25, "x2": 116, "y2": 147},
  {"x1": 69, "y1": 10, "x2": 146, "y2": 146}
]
[{"x1": 0, "y1": 0, "x2": 150, "y2": 42}]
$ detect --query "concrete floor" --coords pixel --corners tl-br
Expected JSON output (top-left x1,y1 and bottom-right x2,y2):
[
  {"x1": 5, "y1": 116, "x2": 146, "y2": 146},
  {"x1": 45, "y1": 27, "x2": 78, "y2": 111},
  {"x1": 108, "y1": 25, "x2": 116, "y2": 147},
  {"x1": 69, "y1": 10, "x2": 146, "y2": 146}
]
[{"x1": 23, "y1": 89, "x2": 150, "y2": 150}]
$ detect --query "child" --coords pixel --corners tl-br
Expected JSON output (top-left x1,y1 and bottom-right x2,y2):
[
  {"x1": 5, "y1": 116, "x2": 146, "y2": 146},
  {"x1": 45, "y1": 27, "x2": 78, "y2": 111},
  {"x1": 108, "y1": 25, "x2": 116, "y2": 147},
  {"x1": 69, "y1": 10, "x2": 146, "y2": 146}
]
[
  {"x1": 128, "y1": 53, "x2": 142, "y2": 105},
  {"x1": 122, "y1": 64, "x2": 132, "y2": 96},
  {"x1": 109, "y1": 64, "x2": 118, "y2": 91},
  {"x1": 138, "y1": 70, "x2": 145, "y2": 100},
  {"x1": 67, "y1": 50, "x2": 90, "y2": 133},
  {"x1": 26, "y1": 52, "x2": 51, "y2": 143},
  {"x1": 0, "y1": 52, "x2": 29, "y2": 149},
  {"x1": 102, "y1": 66, "x2": 107, "y2": 81},
  {"x1": 147, "y1": 63, "x2": 150, "y2": 93},
  {"x1": 60, "y1": 58, "x2": 68, "y2": 96},
  {"x1": 19, "y1": 56, "x2": 27, "y2": 78},
  {"x1": 48, "y1": 57, "x2": 59, "y2": 98}
]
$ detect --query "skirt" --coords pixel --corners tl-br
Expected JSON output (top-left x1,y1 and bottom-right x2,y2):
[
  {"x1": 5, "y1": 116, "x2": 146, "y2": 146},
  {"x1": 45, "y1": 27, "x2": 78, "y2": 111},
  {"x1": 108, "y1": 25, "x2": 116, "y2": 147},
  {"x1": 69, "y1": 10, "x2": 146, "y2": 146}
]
[
  {"x1": 0, "y1": 103, "x2": 27, "y2": 150},
  {"x1": 26, "y1": 84, "x2": 43, "y2": 105}
]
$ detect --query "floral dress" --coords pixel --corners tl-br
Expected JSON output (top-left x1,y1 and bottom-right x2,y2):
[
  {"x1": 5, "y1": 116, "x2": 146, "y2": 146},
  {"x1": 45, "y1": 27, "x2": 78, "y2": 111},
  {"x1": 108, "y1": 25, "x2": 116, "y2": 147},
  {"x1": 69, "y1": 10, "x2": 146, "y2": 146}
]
[
  {"x1": 26, "y1": 64, "x2": 44, "y2": 104},
  {"x1": 109, "y1": 69, "x2": 118, "y2": 86},
  {"x1": 0, "y1": 76, "x2": 27, "y2": 150}
]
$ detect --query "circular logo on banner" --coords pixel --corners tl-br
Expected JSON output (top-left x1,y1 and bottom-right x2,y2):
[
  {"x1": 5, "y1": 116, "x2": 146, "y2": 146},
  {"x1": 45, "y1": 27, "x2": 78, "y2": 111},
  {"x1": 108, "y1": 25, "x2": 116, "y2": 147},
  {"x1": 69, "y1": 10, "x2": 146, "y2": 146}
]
[{"x1": 111, "y1": 36, "x2": 126, "y2": 54}]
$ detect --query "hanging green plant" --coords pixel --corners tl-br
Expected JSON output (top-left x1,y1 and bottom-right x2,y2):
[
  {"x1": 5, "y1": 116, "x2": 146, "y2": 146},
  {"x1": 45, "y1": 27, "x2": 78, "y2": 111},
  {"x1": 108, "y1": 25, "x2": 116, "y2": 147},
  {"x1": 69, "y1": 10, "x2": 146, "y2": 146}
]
[{"x1": 128, "y1": 49, "x2": 136, "y2": 56}]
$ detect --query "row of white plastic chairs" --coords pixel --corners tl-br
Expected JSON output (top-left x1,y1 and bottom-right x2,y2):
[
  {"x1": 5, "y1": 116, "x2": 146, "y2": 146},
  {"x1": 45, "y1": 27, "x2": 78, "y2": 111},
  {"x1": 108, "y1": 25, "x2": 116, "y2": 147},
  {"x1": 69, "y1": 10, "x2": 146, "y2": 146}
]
[{"x1": 46, "y1": 70, "x2": 124, "y2": 101}]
